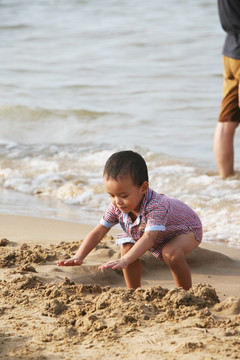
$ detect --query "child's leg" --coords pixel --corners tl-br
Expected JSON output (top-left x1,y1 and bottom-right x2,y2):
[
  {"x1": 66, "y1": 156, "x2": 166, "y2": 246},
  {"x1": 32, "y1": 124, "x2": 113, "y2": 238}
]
[
  {"x1": 162, "y1": 231, "x2": 200, "y2": 290},
  {"x1": 121, "y1": 243, "x2": 141, "y2": 289}
]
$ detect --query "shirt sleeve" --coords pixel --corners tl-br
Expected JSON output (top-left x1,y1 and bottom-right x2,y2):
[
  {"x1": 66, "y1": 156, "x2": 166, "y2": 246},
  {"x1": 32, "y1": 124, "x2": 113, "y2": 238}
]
[
  {"x1": 145, "y1": 199, "x2": 168, "y2": 232},
  {"x1": 100, "y1": 203, "x2": 120, "y2": 228}
]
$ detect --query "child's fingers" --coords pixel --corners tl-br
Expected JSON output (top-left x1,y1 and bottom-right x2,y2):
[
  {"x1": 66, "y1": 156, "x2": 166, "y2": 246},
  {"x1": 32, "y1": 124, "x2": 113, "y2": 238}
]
[
  {"x1": 99, "y1": 260, "x2": 124, "y2": 270},
  {"x1": 57, "y1": 260, "x2": 66, "y2": 266},
  {"x1": 98, "y1": 262, "x2": 113, "y2": 270},
  {"x1": 57, "y1": 258, "x2": 82, "y2": 266},
  {"x1": 98, "y1": 264, "x2": 108, "y2": 270}
]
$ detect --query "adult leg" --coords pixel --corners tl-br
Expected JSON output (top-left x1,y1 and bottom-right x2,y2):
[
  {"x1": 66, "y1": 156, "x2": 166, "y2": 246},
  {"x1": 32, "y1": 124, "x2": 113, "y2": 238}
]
[
  {"x1": 162, "y1": 231, "x2": 199, "y2": 290},
  {"x1": 214, "y1": 56, "x2": 240, "y2": 178},
  {"x1": 121, "y1": 243, "x2": 141, "y2": 289},
  {"x1": 214, "y1": 121, "x2": 239, "y2": 179}
]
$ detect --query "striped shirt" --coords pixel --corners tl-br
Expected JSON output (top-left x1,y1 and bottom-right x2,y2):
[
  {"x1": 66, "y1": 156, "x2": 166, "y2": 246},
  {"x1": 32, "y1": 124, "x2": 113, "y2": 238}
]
[{"x1": 100, "y1": 188, "x2": 202, "y2": 260}]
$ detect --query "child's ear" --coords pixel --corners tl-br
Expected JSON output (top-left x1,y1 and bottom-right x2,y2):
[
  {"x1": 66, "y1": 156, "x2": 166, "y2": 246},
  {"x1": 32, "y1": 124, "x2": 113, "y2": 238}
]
[{"x1": 141, "y1": 181, "x2": 149, "y2": 194}]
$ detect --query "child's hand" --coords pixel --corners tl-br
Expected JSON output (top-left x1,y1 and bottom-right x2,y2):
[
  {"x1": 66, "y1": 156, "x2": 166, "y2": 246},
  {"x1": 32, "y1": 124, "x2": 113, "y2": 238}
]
[
  {"x1": 98, "y1": 258, "x2": 128, "y2": 270},
  {"x1": 57, "y1": 257, "x2": 83, "y2": 267}
]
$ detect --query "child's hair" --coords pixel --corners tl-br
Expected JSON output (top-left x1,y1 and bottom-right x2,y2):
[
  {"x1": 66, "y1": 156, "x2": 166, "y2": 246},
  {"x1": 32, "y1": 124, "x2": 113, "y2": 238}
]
[{"x1": 103, "y1": 150, "x2": 148, "y2": 187}]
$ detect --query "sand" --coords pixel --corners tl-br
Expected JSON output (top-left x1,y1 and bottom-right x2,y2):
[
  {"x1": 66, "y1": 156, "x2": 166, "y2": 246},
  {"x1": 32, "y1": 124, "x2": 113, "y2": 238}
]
[{"x1": 0, "y1": 214, "x2": 239, "y2": 360}]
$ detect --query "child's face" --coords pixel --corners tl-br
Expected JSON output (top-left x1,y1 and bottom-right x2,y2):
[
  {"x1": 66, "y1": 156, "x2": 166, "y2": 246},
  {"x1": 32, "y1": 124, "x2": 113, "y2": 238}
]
[{"x1": 104, "y1": 175, "x2": 148, "y2": 215}]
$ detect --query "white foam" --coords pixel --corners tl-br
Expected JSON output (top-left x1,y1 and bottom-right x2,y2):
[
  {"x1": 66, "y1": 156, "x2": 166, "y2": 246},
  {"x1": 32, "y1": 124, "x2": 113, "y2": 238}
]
[{"x1": 0, "y1": 143, "x2": 239, "y2": 248}]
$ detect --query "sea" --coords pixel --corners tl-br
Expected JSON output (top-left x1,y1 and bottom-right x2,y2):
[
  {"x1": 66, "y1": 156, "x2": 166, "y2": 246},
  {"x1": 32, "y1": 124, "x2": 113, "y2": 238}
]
[{"x1": 0, "y1": 0, "x2": 240, "y2": 248}]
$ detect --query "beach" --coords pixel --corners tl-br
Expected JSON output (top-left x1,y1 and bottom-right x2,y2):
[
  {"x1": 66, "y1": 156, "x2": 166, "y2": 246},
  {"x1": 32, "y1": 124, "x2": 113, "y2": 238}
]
[
  {"x1": 1, "y1": 0, "x2": 240, "y2": 358},
  {"x1": 0, "y1": 214, "x2": 239, "y2": 360}
]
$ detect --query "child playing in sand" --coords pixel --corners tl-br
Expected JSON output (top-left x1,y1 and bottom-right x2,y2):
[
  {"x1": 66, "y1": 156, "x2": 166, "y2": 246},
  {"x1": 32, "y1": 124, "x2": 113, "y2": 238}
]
[{"x1": 57, "y1": 150, "x2": 202, "y2": 290}]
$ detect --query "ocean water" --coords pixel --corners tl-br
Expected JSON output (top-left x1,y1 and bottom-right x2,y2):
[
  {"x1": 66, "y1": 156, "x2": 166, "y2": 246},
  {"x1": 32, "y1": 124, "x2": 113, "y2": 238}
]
[{"x1": 0, "y1": 0, "x2": 240, "y2": 248}]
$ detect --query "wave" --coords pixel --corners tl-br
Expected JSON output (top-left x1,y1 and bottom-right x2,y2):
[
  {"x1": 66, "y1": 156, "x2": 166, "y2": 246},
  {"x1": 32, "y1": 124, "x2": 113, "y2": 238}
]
[
  {"x1": 0, "y1": 144, "x2": 239, "y2": 248},
  {"x1": 0, "y1": 105, "x2": 117, "y2": 144},
  {"x1": 0, "y1": 24, "x2": 31, "y2": 30},
  {"x1": 0, "y1": 105, "x2": 112, "y2": 122}
]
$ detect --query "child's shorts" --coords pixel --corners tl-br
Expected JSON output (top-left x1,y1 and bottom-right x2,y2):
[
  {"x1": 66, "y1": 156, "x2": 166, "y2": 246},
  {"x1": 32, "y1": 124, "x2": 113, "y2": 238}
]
[
  {"x1": 218, "y1": 55, "x2": 240, "y2": 123},
  {"x1": 116, "y1": 227, "x2": 202, "y2": 261}
]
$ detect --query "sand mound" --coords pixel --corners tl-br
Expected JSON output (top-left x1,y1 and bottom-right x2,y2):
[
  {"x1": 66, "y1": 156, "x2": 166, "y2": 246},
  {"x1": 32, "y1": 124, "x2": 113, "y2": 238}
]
[
  {"x1": 0, "y1": 239, "x2": 240, "y2": 359},
  {"x1": 0, "y1": 241, "x2": 83, "y2": 268},
  {"x1": 0, "y1": 274, "x2": 239, "y2": 359}
]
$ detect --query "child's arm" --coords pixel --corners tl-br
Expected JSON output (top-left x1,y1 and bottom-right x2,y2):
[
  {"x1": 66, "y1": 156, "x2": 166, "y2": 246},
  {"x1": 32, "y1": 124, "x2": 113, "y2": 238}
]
[
  {"x1": 98, "y1": 230, "x2": 159, "y2": 270},
  {"x1": 57, "y1": 223, "x2": 110, "y2": 266}
]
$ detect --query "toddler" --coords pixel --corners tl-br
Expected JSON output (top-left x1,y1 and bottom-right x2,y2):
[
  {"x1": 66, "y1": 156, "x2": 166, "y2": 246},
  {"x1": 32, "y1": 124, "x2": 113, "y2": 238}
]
[{"x1": 58, "y1": 150, "x2": 202, "y2": 290}]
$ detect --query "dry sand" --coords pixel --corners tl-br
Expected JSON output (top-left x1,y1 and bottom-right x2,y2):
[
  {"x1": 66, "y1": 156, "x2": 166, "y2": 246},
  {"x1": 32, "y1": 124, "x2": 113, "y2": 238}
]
[{"x1": 0, "y1": 214, "x2": 239, "y2": 360}]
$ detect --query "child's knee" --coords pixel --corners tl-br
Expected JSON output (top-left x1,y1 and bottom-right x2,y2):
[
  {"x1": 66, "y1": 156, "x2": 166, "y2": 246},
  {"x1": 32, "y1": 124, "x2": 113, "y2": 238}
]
[{"x1": 162, "y1": 246, "x2": 184, "y2": 265}]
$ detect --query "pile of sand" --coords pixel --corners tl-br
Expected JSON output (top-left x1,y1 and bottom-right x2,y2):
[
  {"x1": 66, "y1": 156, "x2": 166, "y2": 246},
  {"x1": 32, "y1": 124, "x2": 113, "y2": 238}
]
[{"x1": 0, "y1": 237, "x2": 239, "y2": 360}]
